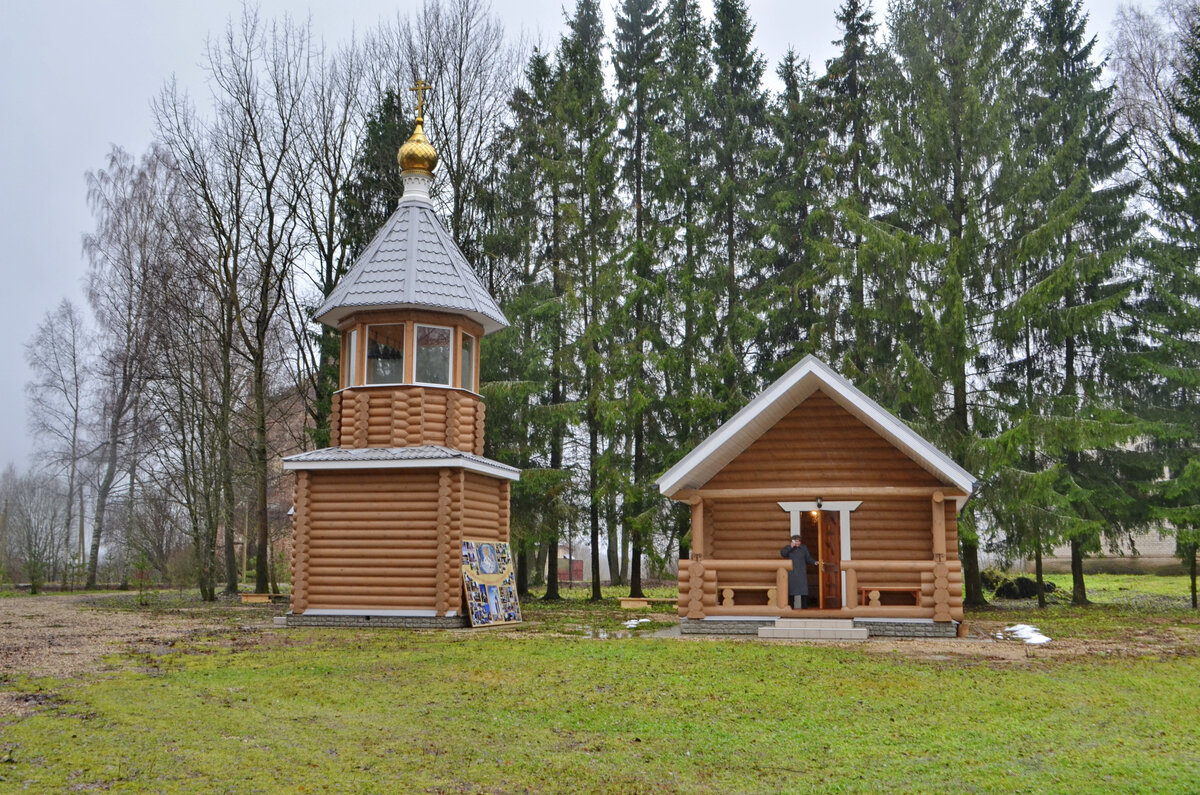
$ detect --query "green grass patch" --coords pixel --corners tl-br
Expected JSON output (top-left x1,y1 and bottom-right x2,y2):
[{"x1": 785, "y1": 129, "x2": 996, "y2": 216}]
[{"x1": 2, "y1": 577, "x2": 1198, "y2": 792}]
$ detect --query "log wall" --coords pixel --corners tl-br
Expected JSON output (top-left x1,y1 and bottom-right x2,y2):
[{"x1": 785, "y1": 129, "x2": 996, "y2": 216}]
[
  {"x1": 333, "y1": 385, "x2": 484, "y2": 454},
  {"x1": 298, "y1": 469, "x2": 441, "y2": 612}
]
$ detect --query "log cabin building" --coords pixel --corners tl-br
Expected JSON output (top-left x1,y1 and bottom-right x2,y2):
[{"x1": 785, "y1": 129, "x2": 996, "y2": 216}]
[
  {"x1": 658, "y1": 356, "x2": 976, "y2": 639},
  {"x1": 282, "y1": 84, "x2": 519, "y2": 628}
]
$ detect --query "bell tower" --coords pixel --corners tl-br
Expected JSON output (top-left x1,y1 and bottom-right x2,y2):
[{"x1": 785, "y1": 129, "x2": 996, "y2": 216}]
[{"x1": 283, "y1": 82, "x2": 519, "y2": 627}]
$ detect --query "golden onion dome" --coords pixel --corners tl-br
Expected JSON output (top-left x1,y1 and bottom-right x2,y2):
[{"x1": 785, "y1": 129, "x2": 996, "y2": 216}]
[{"x1": 398, "y1": 116, "x2": 438, "y2": 175}]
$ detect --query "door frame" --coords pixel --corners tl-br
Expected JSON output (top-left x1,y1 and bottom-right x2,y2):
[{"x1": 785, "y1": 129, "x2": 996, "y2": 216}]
[{"x1": 779, "y1": 501, "x2": 862, "y2": 607}]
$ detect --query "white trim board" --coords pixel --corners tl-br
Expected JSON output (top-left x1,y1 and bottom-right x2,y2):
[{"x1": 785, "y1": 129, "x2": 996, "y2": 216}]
[
  {"x1": 656, "y1": 355, "x2": 976, "y2": 499},
  {"x1": 283, "y1": 456, "x2": 520, "y2": 481}
]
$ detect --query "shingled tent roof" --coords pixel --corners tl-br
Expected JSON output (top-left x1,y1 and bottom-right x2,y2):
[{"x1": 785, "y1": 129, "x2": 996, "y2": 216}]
[{"x1": 314, "y1": 195, "x2": 508, "y2": 334}]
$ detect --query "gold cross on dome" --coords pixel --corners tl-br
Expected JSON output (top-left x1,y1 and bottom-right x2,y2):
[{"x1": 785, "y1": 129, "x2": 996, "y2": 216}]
[{"x1": 410, "y1": 78, "x2": 432, "y2": 119}]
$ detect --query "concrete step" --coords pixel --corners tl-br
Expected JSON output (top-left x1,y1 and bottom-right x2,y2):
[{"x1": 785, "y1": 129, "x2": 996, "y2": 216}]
[
  {"x1": 758, "y1": 626, "x2": 869, "y2": 641},
  {"x1": 773, "y1": 618, "x2": 857, "y2": 630}
]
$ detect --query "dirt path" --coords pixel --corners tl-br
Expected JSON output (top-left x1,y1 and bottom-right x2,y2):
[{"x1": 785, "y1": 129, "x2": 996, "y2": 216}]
[{"x1": 0, "y1": 593, "x2": 264, "y2": 716}]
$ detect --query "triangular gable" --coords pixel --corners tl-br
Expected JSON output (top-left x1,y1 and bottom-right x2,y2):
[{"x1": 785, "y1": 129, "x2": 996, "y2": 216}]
[{"x1": 656, "y1": 355, "x2": 976, "y2": 498}]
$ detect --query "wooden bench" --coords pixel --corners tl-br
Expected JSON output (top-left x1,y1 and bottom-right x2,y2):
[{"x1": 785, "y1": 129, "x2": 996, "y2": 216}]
[
  {"x1": 240, "y1": 593, "x2": 272, "y2": 604},
  {"x1": 859, "y1": 587, "x2": 922, "y2": 607},
  {"x1": 720, "y1": 583, "x2": 778, "y2": 608},
  {"x1": 619, "y1": 597, "x2": 677, "y2": 609}
]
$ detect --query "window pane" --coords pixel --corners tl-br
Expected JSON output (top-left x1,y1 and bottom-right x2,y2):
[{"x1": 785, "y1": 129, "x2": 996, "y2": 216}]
[
  {"x1": 367, "y1": 324, "x2": 406, "y2": 385},
  {"x1": 346, "y1": 329, "x2": 357, "y2": 386},
  {"x1": 461, "y1": 333, "x2": 475, "y2": 391},
  {"x1": 415, "y1": 325, "x2": 452, "y2": 385}
]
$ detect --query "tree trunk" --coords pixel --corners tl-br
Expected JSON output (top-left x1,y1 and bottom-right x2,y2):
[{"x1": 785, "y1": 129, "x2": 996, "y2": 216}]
[
  {"x1": 516, "y1": 540, "x2": 529, "y2": 596},
  {"x1": 1189, "y1": 542, "x2": 1197, "y2": 609},
  {"x1": 1034, "y1": 540, "x2": 1045, "y2": 609},
  {"x1": 1070, "y1": 537, "x2": 1089, "y2": 605},
  {"x1": 87, "y1": 442, "x2": 122, "y2": 588},
  {"x1": 532, "y1": 541, "x2": 547, "y2": 588},
  {"x1": 254, "y1": 351, "x2": 270, "y2": 594},
  {"x1": 589, "y1": 420, "x2": 602, "y2": 602},
  {"x1": 961, "y1": 538, "x2": 985, "y2": 607}
]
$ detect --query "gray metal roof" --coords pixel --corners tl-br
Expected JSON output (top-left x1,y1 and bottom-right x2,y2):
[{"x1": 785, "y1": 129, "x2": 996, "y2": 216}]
[
  {"x1": 282, "y1": 444, "x2": 520, "y2": 481},
  {"x1": 315, "y1": 197, "x2": 509, "y2": 335}
]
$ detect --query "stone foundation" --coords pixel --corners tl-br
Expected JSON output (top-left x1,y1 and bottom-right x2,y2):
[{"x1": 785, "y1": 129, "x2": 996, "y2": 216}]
[
  {"x1": 285, "y1": 613, "x2": 468, "y2": 629},
  {"x1": 853, "y1": 619, "x2": 958, "y2": 638},
  {"x1": 680, "y1": 618, "x2": 775, "y2": 635},
  {"x1": 681, "y1": 617, "x2": 959, "y2": 638}
]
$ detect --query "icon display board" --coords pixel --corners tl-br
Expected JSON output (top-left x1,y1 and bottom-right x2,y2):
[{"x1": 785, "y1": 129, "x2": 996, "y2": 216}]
[{"x1": 461, "y1": 539, "x2": 521, "y2": 626}]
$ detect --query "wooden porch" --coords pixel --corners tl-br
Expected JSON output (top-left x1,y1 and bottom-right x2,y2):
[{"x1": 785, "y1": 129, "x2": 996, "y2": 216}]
[{"x1": 678, "y1": 488, "x2": 964, "y2": 623}]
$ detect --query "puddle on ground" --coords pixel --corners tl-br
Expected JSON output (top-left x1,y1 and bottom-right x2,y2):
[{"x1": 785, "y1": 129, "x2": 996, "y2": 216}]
[{"x1": 569, "y1": 625, "x2": 633, "y2": 639}]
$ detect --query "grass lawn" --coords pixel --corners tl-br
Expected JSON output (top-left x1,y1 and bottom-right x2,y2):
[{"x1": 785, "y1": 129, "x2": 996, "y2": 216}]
[{"x1": 1, "y1": 578, "x2": 1198, "y2": 793}]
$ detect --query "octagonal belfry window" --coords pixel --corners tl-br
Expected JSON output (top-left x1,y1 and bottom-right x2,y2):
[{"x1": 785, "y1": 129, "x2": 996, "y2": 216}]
[
  {"x1": 366, "y1": 324, "x2": 406, "y2": 385},
  {"x1": 415, "y1": 324, "x2": 453, "y2": 386}
]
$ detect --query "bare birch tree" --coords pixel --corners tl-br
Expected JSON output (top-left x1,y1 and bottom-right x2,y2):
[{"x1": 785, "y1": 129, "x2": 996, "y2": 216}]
[
  {"x1": 81, "y1": 145, "x2": 175, "y2": 588},
  {"x1": 25, "y1": 299, "x2": 92, "y2": 574},
  {"x1": 1110, "y1": 0, "x2": 1200, "y2": 190},
  {"x1": 284, "y1": 38, "x2": 367, "y2": 450},
  {"x1": 203, "y1": 9, "x2": 310, "y2": 593}
]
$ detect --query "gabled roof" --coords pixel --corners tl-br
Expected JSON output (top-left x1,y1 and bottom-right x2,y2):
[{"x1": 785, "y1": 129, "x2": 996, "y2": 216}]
[
  {"x1": 282, "y1": 444, "x2": 520, "y2": 481},
  {"x1": 315, "y1": 197, "x2": 508, "y2": 334},
  {"x1": 656, "y1": 355, "x2": 976, "y2": 498}
]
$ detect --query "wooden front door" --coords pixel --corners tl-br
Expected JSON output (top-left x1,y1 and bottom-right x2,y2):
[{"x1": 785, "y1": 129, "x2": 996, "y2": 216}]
[{"x1": 819, "y1": 511, "x2": 841, "y2": 609}]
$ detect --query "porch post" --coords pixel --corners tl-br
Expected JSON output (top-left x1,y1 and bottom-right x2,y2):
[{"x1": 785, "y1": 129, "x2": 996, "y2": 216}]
[
  {"x1": 931, "y1": 491, "x2": 951, "y2": 622},
  {"x1": 688, "y1": 498, "x2": 706, "y2": 619}
]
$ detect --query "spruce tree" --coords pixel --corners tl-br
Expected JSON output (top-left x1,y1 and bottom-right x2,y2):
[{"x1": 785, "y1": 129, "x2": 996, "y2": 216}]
[
  {"x1": 1145, "y1": 20, "x2": 1200, "y2": 608},
  {"x1": 990, "y1": 0, "x2": 1141, "y2": 606},
  {"x1": 614, "y1": 0, "x2": 666, "y2": 597},
  {"x1": 710, "y1": 0, "x2": 768, "y2": 417},
  {"x1": 558, "y1": 0, "x2": 619, "y2": 601},
  {"x1": 753, "y1": 51, "x2": 824, "y2": 381},
  {"x1": 653, "y1": 0, "x2": 716, "y2": 559},
  {"x1": 881, "y1": 0, "x2": 1027, "y2": 606},
  {"x1": 810, "y1": 0, "x2": 895, "y2": 389}
]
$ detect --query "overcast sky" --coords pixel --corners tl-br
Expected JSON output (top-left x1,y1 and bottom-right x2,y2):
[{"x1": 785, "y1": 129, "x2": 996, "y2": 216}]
[{"x1": 0, "y1": 0, "x2": 1131, "y2": 473}]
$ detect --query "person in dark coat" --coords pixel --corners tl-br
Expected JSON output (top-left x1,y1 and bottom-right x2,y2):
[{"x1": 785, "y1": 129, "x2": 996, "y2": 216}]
[{"x1": 780, "y1": 535, "x2": 821, "y2": 609}]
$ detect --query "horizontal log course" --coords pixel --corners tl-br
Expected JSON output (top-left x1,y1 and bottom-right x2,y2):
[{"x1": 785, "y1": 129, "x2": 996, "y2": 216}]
[
  {"x1": 310, "y1": 477, "x2": 439, "y2": 488},
  {"x1": 841, "y1": 559, "x2": 938, "y2": 572},
  {"x1": 704, "y1": 605, "x2": 786, "y2": 617},
  {"x1": 308, "y1": 532, "x2": 438, "y2": 544},
  {"x1": 302, "y1": 556, "x2": 438, "y2": 568},
  {"x1": 698, "y1": 558, "x2": 793, "y2": 571},
  {"x1": 308, "y1": 585, "x2": 436, "y2": 597},
  {"x1": 305, "y1": 538, "x2": 438, "y2": 550},
  {"x1": 309, "y1": 576, "x2": 440, "y2": 588},
  {"x1": 308, "y1": 531, "x2": 439, "y2": 543},
  {"x1": 307, "y1": 489, "x2": 439, "y2": 499},
  {"x1": 306, "y1": 598, "x2": 436, "y2": 609},
  {"x1": 308, "y1": 565, "x2": 437, "y2": 577},
  {"x1": 309, "y1": 503, "x2": 439, "y2": 513},
  {"x1": 920, "y1": 596, "x2": 964, "y2": 609}
]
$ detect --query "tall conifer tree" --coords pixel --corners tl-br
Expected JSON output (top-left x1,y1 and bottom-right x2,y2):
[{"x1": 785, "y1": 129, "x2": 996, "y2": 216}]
[
  {"x1": 614, "y1": 0, "x2": 666, "y2": 597},
  {"x1": 990, "y1": 0, "x2": 1140, "y2": 606},
  {"x1": 654, "y1": 0, "x2": 716, "y2": 558},
  {"x1": 558, "y1": 0, "x2": 618, "y2": 601},
  {"x1": 881, "y1": 0, "x2": 1026, "y2": 605},
  {"x1": 710, "y1": 0, "x2": 768, "y2": 416},
  {"x1": 1145, "y1": 20, "x2": 1200, "y2": 608}
]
